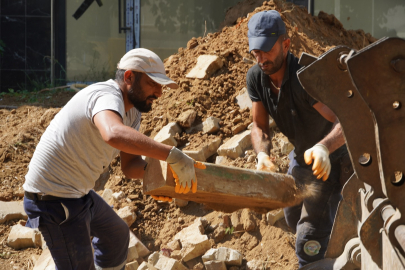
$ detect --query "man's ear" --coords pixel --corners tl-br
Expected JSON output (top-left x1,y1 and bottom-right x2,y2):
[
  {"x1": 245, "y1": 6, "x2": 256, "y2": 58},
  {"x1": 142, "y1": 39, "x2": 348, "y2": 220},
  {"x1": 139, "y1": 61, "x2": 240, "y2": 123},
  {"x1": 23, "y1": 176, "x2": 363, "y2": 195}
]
[
  {"x1": 283, "y1": 38, "x2": 291, "y2": 55},
  {"x1": 124, "y1": 70, "x2": 133, "y2": 85}
]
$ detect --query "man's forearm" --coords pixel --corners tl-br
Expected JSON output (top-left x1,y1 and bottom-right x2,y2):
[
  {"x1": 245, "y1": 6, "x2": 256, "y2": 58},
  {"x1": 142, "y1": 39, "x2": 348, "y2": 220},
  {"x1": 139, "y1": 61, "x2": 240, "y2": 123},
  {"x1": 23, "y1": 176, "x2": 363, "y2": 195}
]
[
  {"x1": 106, "y1": 125, "x2": 172, "y2": 161},
  {"x1": 318, "y1": 121, "x2": 345, "y2": 153},
  {"x1": 251, "y1": 124, "x2": 272, "y2": 154}
]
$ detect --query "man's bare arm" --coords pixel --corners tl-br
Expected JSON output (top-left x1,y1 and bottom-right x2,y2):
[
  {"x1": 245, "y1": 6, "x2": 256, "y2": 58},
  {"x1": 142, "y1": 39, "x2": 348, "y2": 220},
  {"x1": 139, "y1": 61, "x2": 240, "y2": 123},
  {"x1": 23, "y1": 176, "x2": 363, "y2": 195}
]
[
  {"x1": 93, "y1": 110, "x2": 172, "y2": 160},
  {"x1": 251, "y1": 101, "x2": 272, "y2": 154},
  {"x1": 312, "y1": 102, "x2": 345, "y2": 153}
]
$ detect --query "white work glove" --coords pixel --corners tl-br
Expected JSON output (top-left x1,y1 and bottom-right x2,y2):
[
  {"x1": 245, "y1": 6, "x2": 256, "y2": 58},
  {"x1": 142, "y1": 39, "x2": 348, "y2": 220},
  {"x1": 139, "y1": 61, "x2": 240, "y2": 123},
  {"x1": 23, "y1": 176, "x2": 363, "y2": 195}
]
[
  {"x1": 166, "y1": 147, "x2": 206, "y2": 194},
  {"x1": 256, "y1": 152, "x2": 279, "y2": 172},
  {"x1": 304, "y1": 144, "x2": 331, "y2": 181}
]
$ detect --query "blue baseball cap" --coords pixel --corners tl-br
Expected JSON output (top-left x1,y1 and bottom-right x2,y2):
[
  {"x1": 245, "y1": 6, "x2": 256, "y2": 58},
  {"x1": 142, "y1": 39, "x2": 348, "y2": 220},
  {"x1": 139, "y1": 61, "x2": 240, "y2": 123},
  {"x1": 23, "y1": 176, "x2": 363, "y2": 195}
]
[{"x1": 248, "y1": 10, "x2": 286, "y2": 52}]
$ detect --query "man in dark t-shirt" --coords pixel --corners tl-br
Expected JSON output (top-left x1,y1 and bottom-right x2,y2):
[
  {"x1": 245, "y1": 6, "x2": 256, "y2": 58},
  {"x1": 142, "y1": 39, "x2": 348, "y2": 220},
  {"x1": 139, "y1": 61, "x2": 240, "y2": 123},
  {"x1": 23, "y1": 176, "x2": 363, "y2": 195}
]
[{"x1": 246, "y1": 11, "x2": 350, "y2": 267}]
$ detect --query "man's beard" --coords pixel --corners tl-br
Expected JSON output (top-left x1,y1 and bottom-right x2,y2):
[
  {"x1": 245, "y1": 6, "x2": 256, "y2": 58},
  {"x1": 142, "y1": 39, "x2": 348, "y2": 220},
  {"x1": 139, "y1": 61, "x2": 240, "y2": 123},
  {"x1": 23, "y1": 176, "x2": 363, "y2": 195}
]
[
  {"x1": 259, "y1": 49, "x2": 284, "y2": 75},
  {"x1": 127, "y1": 80, "x2": 156, "y2": 113}
]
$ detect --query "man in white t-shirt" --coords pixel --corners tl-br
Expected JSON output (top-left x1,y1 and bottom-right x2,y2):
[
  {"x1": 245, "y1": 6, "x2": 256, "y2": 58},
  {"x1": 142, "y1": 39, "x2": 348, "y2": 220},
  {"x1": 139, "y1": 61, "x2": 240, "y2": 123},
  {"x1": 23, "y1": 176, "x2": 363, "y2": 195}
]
[{"x1": 23, "y1": 48, "x2": 202, "y2": 270}]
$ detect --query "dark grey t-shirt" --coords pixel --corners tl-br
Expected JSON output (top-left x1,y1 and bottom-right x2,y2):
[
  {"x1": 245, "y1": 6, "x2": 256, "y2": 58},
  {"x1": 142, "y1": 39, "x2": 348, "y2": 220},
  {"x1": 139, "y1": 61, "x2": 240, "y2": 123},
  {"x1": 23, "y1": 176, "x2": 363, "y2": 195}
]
[{"x1": 246, "y1": 52, "x2": 346, "y2": 167}]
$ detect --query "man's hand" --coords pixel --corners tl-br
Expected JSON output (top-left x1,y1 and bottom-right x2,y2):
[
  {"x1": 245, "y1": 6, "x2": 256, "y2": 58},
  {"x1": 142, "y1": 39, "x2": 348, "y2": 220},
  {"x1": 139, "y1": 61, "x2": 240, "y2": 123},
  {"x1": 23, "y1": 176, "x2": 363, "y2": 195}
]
[
  {"x1": 151, "y1": 195, "x2": 172, "y2": 202},
  {"x1": 256, "y1": 152, "x2": 278, "y2": 172},
  {"x1": 304, "y1": 144, "x2": 331, "y2": 181},
  {"x1": 166, "y1": 147, "x2": 206, "y2": 194}
]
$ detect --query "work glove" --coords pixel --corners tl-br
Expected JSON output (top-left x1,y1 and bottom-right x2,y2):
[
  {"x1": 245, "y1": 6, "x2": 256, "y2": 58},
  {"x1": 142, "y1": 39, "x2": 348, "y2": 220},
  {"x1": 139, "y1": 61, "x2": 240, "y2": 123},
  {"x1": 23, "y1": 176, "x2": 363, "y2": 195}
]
[
  {"x1": 256, "y1": 152, "x2": 279, "y2": 172},
  {"x1": 304, "y1": 144, "x2": 331, "y2": 181},
  {"x1": 166, "y1": 147, "x2": 206, "y2": 194},
  {"x1": 151, "y1": 195, "x2": 172, "y2": 202}
]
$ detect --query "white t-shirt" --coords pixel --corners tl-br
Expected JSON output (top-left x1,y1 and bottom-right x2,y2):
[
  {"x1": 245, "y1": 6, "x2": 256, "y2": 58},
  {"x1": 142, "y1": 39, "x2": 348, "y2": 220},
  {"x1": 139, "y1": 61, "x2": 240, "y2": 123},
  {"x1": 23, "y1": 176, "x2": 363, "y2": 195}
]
[{"x1": 23, "y1": 80, "x2": 141, "y2": 198}]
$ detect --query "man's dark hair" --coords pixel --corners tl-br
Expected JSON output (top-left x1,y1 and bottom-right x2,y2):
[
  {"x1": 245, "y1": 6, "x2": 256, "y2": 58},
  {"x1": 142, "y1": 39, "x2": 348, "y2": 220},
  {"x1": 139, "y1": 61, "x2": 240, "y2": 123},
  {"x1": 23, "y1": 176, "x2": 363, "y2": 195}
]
[{"x1": 115, "y1": 69, "x2": 143, "y2": 85}]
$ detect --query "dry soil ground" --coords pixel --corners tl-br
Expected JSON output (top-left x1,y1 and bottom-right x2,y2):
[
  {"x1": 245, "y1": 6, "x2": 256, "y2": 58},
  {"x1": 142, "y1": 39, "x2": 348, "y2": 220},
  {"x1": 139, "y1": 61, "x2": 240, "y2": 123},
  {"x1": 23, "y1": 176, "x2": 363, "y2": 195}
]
[{"x1": 0, "y1": 0, "x2": 376, "y2": 269}]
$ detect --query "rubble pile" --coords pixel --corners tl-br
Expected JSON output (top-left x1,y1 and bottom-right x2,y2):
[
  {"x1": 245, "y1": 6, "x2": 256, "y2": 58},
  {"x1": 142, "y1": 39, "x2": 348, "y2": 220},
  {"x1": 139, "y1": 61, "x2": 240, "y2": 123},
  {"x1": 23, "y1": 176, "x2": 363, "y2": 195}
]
[
  {"x1": 0, "y1": 0, "x2": 377, "y2": 269},
  {"x1": 140, "y1": 0, "x2": 376, "y2": 171}
]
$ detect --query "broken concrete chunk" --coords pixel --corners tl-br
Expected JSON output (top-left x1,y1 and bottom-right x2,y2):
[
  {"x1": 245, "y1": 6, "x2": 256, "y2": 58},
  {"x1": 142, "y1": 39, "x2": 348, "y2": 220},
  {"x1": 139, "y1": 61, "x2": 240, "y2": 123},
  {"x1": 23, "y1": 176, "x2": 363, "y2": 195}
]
[
  {"x1": 204, "y1": 260, "x2": 227, "y2": 270},
  {"x1": 215, "y1": 156, "x2": 228, "y2": 165},
  {"x1": 203, "y1": 247, "x2": 243, "y2": 266},
  {"x1": 174, "y1": 218, "x2": 205, "y2": 240},
  {"x1": 102, "y1": 189, "x2": 114, "y2": 204},
  {"x1": 177, "y1": 110, "x2": 197, "y2": 128},
  {"x1": 203, "y1": 137, "x2": 222, "y2": 159},
  {"x1": 183, "y1": 150, "x2": 206, "y2": 162},
  {"x1": 148, "y1": 251, "x2": 160, "y2": 265},
  {"x1": 203, "y1": 117, "x2": 221, "y2": 134},
  {"x1": 154, "y1": 255, "x2": 188, "y2": 270},
  {"x1": 186, "y1": 55, "x2": 223, "y2": 79},
  {"x1": 174, "y1": 218, "x2": 211, "y2": 261},
  {"x1": 246, "y1": 260, "x2": 267, "y2": 270},
  {"x1": 202, "y1": 249, "x2": 217, "y2": 263},
  {"x1": 184, "y1": 137, "x2": 222, "y2": 162},
  {"x1": 170, "y1": 250, "x2": 183, "y2": 260},
  {"x1": 217, "y1": 130, "x2": 252, "y2": 159},
  {"x1": 127, "y1": 242, "x2": 139, "y2": 263},
  {"x1": 117, "y1": 206, "x2": 136, "y2": 227},
  {"x1": 173, "y1": 198, "x2": 189, "y2": 208},
  {"x1": 279, "y1": 137, "x2": 294, "y2": 155},
  {"x1": 216, "y1": 247, "x2": 228, "y2": 262},
  {"x1": 112, "y1": 191, "x2": 125, "y2": 201},
  {"x1": 154, "y1": 122, "x2": 182, "y2": 147},
  {"x1": 236, "y1": 88, "x2": 253, "y2": 110},
  {"x1": 138, "y1": 261, "x2": 158, "y2": 270},
  {"x1": 128, "y1": 231, "x2": 150, "y2": 262},
  {"x1": 266, "y1": 209, "x2": 285, "y2": 226},
  {"x1": 227, "y1": 249, "x2": 243, "y2": 266},
  {"x1": 7, "y1": 224, "x2": 42, "y2": 250},
  {"x1": 125, "y1": 261, "x2": 139, "y2": 270},
  {"x1": 0, "y1": 201, "x2": 28, "y2": 224},
  {"x1": 33, "y1": 248, "x2": 55, "y2": 270},
  {"x1": 167, "y1": 239, "x2": 182, "y2": 251}
]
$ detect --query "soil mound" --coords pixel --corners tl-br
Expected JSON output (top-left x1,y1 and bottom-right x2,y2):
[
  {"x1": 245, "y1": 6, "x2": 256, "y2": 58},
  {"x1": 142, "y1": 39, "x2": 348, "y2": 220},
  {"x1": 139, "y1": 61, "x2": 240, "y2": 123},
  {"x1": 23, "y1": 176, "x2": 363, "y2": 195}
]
[
  {"x1": 140, "y1": 0, "x2": 375, "y2": 169},
  {"x1": 0, "y1": 1, "x2": 376, "y2": 269}
]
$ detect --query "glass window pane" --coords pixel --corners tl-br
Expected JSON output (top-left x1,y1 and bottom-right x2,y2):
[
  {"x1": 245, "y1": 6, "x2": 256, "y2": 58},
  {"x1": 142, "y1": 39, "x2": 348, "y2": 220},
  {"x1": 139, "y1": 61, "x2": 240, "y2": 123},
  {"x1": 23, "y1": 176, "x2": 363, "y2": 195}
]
[
  {"x1": 314, "y1": 0, "x2": 405, "y2": 39},
  {"x1": 66, "y1": 1, "x2": 126, "y2": 82},
  {"x1": 140, "y1": 0, "x2": 241, "y2": 60}
]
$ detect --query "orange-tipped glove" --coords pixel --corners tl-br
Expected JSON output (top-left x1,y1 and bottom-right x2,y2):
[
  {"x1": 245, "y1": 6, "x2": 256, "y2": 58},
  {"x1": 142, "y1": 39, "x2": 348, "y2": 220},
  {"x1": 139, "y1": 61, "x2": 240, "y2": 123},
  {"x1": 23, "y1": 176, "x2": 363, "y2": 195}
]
[
  {"x1": 256, "y1": 152, "x2": 279, "y2": 172},
  {"x1": 304, "y1": 144, "x2": 331, "y2": 181},
  {"x1": 166, "y1": 147, "x2": 206, "y2": 194},
  {"x1": 151, "y1": 195, "x2": 172, "y2": 202}
]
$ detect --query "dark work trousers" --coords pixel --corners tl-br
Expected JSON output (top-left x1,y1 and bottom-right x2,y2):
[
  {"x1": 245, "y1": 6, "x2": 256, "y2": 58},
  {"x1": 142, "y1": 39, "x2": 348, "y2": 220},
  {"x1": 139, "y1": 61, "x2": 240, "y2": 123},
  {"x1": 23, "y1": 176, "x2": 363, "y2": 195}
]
[
  {"x1": 23, "y1": 190, "x2": 129, "y2": 270},
  {"x1": 284, "y1": 151, "x2": 345, "y2": 267}
]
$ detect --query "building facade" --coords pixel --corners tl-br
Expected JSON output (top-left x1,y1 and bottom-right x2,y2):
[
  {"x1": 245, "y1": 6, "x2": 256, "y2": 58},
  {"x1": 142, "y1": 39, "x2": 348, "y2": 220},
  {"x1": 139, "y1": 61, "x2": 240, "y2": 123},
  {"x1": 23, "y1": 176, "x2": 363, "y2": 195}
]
[{"x1": 0, "y1": 0, "x2": 404, "y2": 92}]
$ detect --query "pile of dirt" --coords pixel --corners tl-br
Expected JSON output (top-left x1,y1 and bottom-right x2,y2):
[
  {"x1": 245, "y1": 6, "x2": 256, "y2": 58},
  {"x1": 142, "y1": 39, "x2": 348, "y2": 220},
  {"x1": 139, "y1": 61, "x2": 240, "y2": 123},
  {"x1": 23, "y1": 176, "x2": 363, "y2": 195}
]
[
  {"x1": 0, "y1": 0, "x2": 377, "y2": 269},
  {"x1": 139, "y1": 0, "x2": 376, "y2": 170}
]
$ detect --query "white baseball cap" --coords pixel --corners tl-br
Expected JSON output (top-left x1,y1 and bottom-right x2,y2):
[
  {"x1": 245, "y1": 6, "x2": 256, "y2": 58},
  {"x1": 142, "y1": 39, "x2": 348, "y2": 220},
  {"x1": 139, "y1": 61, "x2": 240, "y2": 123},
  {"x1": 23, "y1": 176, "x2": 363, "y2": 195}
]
[{"x1": 117, "y1": 48, "x2": 179, "y2": 89}]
